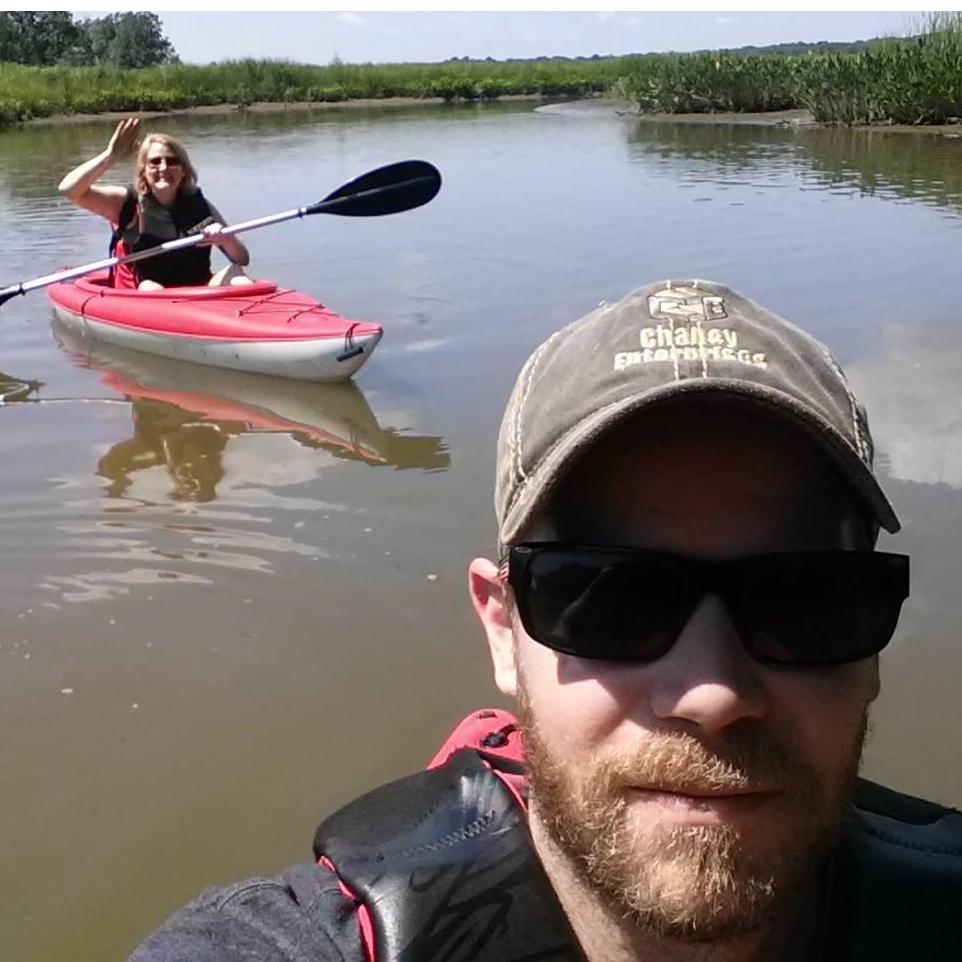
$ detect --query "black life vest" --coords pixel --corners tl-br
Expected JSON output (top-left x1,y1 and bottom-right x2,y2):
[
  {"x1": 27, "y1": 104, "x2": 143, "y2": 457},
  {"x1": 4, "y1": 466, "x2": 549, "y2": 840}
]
[
  {"x1": 112, "y1": 186, "x2": 214, "y2": 287},
  {"x1": 823, "y1": 779, "x2": 962, "y2": 959},
  {"x1": 314, "y1": 710, "x2": 962, "y2": 962},
  {"x1": 315, "y1": 746, "x2": 586, "y2": 962}
]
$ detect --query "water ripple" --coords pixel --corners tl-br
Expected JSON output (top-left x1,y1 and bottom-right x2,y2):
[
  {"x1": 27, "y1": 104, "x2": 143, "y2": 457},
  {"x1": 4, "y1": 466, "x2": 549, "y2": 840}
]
[{"x1": 38, "y1": 568, "x2": 213, "y2": 604}]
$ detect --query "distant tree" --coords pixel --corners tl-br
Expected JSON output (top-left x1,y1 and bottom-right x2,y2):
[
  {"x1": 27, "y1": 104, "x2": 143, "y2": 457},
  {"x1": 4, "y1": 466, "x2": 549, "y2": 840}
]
[
  {"x1": 0, "y1": 11, "x2": 177, "y2": 67},
  {"x1": 82, "y1": 15, "x2": 117, "y2": 65},
  {"x1": 79, "y1": 12, "x2": 179, "y2": 68},
  {"x1": 111, "y1": 12, "x2": 178, "y2": 67},
  {"x1": 0, "y1": 11, "x2": 83, "y2": 65},
  {"x1": 58, "y1": 32, "x2": 95, "y2": 67},
  {"x1": 0, "y1": 13, "x2": 14, "y2": 62}
]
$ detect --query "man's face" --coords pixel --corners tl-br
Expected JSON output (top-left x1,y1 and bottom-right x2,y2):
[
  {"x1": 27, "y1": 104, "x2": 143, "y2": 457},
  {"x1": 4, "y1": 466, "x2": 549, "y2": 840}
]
[{"x1": 475, "y1": 402, "x2": 881, "y2": 942}]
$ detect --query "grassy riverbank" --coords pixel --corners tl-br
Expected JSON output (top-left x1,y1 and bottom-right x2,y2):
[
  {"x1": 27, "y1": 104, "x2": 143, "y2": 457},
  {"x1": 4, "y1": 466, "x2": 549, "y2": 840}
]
[
  {"x1": 3, "y1": 18, "x2": 962, "y2": 128},
  {"x1": 0, "y1": 57, "x2": 629, "y2": 125},
  {"x1": 615, "y1": 17, "x2": 962, "y2": 124}
]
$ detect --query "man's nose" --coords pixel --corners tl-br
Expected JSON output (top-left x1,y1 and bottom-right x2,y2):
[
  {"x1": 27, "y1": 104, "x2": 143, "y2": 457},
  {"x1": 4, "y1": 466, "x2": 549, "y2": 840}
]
[{"x1": 648, "y1": 594, "x2": 769, "y2": 732}]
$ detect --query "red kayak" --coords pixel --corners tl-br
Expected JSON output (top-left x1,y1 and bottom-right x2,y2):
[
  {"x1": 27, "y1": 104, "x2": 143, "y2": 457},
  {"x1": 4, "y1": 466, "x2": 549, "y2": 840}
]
[{"x1": 46, "y1": 272, "x2": 382, "y2": 382}]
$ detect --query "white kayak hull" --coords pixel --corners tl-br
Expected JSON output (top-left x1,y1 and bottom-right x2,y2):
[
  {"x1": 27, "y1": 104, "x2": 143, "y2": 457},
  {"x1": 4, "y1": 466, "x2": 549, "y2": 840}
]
[{"x1": 50, "y1": 305, "x2": 382, "y2": 382}]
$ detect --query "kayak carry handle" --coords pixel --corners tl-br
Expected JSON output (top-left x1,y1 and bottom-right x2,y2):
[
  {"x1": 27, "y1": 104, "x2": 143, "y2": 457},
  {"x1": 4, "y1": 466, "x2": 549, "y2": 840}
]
[{"x1": 336, "y1": 345, "x2": 364, "y2": 362}]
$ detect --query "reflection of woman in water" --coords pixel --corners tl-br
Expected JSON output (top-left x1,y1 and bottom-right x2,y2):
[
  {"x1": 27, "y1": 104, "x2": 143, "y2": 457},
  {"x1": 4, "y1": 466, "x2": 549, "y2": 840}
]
[
  {"x1": 97, "y1": 400, "x2": 233, "y2": 502},
  {"x1": 92, "y1": 372, "x2": 454, "y2": 503},
  {"x1": 95, "y1": 395, "x2": 454, "y2": 503}
]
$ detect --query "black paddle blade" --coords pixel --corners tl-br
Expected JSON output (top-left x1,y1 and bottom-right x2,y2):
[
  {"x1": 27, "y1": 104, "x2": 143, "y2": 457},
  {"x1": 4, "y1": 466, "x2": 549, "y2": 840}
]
[{"x1": 307, "y1": 160, "x2": 441, "y2": 218}]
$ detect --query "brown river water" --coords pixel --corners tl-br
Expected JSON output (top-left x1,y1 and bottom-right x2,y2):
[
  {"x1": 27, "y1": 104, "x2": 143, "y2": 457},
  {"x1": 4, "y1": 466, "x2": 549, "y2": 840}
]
[{"x1": 1, "y1": 101, "x2": 961, "y2": 960}]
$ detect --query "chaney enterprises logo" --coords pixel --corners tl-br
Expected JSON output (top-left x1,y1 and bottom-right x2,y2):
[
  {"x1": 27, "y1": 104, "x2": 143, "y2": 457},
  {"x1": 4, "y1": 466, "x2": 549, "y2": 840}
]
[
  {"x1": 647, "y1": 286, "x2": 728, "y2": 323},
  {"x1": 613, "y1": 286, "x2": 768, "y2": 372}
]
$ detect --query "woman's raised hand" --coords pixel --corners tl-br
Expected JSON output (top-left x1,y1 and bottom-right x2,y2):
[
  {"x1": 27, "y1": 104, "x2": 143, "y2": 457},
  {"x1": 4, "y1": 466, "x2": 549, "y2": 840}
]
[{"x1": 106, "y1": 117, "x2": 141, "y2": 162}]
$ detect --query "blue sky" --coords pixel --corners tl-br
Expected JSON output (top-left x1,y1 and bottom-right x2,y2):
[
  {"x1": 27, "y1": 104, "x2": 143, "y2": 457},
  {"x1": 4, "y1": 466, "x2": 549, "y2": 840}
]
[{"x1": 152, "y1": 12, "x2": 921, "y2": 66}]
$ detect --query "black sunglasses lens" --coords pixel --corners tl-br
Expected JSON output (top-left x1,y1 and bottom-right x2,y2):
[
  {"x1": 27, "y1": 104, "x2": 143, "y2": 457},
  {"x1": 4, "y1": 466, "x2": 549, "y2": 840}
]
[
  {"x1": 514, "y1": 548, "x2": 908, "y2": 667},
  {"x1": 518, "y1": 549, "x2": 690, "y2": 660},
  {"x1": 731, "y1": 554, "x2": 908, "y2": 666}
]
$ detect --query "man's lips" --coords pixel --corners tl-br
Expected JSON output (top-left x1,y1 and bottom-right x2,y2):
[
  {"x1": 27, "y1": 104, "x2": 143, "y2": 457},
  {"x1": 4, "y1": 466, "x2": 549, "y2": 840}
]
[
  {"x1": 634, "y1": 785, "x2": 774, "y2": 799},
  {"x1": 625, "y1": 785, "x2": 782, "y2": 817}
]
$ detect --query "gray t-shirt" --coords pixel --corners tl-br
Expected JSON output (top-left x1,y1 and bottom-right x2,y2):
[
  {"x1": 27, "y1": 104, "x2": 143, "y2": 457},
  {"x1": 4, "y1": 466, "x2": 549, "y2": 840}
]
[{"x1": 130, "y1": 863, "x2": 363, "y2": 962}]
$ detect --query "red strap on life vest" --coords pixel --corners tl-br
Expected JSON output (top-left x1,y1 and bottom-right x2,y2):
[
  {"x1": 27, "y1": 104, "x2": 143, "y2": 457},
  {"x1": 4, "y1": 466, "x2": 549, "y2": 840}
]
[
  {"x1": 427, "y1": 707, "x2": 526, "y2": 807},
  {"x1": 111, "y1": 238, "x2": 139, "y2": 289},
  {"x1": 426, "y1": 707, "x2": 522, "y2": 767},
  {"x1": 317, "y1": 855, "x2": 377, "y2": 961}
]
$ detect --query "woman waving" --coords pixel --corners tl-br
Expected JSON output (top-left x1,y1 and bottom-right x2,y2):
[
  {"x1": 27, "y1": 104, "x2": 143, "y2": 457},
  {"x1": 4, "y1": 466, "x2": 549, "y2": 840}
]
[{"x1": 59, "y1": 117, "x2": 252, "y2": 290}]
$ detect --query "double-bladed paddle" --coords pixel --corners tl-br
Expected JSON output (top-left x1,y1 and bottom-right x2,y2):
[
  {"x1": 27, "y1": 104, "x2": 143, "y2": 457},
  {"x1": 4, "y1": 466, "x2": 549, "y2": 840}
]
[{"x1": 0, "y1": 159, "x2": 441, "y2": 308}]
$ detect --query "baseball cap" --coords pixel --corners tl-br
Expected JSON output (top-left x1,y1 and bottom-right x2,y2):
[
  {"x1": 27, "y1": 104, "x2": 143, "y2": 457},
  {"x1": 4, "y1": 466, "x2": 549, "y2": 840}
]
[{"x1": 495, "y1": 278, "x2": 899, "y2": 547}]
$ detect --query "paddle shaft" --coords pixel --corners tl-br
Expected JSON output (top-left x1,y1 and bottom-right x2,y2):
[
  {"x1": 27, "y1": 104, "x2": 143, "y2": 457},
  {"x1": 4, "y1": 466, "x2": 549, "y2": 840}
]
[
  {"x1": 0, "y1": 206, "x2": 307, "y2": 304},
  {"x1": 0, "y1": 163, "x2": 439, "y2": 307}
]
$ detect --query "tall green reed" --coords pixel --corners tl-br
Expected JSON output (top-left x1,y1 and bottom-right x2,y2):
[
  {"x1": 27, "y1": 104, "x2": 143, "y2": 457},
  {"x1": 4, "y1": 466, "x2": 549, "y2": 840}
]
[{"x1": 0, "y1": 56, "x2": 628, "y2": 125}]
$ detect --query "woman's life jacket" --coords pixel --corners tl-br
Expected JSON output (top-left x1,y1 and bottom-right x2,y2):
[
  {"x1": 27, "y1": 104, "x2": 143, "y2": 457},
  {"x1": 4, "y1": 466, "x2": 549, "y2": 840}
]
[
  {"x1": 313, "y1": 709, "x2": 962, "y2": 962},
  {"x1": 111, "y1": 185, "x2": 214, "y2": 288}
]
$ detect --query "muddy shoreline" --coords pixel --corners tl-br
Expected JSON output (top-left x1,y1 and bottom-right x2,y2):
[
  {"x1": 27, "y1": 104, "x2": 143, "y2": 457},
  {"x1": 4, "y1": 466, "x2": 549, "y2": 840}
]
[
  {"x1": 23, "y1": 95, "x2": 534, "y2": 128},
  {"x1": 22, "y1": 98, "x2": 962, "y2": 137},
  {"x1": 622, "y1": 106, "x2": 962, "y2": 136}
]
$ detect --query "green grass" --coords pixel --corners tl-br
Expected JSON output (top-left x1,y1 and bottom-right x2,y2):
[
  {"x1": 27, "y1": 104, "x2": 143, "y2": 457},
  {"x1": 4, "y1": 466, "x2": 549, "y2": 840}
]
[
  {"x1": 610, "y1": 52, "x2": 799, "y2": 115},
  {"x1": 3, "y1": 17, "x2": 962, "y2": 129},
  {"x1": 614, "y1": 16, "x2": 962, "y2": 125},
  {"x1": 794, "y1": 24, "x2": 962, "y2": 124},
  {"x1": 0, "y1": 57, "x2": 631, "y2": 125}
]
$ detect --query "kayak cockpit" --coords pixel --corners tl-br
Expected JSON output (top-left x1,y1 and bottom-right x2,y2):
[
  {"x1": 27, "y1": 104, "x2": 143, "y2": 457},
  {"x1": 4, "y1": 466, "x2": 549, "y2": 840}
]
[{"x1": 70, "y1": 273, "x2": 280, "y2": 300}]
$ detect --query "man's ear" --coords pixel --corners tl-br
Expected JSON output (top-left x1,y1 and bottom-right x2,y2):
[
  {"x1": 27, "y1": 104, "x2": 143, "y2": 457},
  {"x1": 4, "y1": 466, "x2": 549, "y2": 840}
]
[{"x1": 468, "y1": 557, "x2": 518, "y2": 697}]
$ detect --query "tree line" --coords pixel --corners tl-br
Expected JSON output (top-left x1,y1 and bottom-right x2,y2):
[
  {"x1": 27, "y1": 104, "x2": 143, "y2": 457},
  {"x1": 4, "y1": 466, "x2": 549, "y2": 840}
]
[{"x1": 0, "y1": 12, "x2": 178, "y2": 68}]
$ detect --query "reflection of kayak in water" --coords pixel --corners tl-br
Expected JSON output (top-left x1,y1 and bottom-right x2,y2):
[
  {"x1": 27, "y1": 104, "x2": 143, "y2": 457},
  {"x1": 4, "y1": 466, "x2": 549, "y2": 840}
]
[
  {"x1": 53, "y1": 319, "x2": 450, "y2": 482},
  {"x1": 46, "y1": 271, "x2": 382, "y2": 382}
]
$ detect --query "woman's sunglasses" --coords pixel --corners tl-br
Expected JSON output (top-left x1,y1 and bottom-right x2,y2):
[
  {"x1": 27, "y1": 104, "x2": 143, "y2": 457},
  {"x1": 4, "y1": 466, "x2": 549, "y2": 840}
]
[
  {"x1": 146, "y1": 156, "x2": 182, "y2": 168},
  {"x1": 506, "y1": 543, "x2": 910, "y2": 667}
]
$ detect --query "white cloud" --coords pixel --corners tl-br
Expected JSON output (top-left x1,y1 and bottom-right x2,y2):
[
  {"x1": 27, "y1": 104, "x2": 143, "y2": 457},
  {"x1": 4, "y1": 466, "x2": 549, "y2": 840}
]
[
  {"x1": 849, "y1": 324, "x2": 962, "y2": 490},
  {"x1": 337, "y1": 12, "x2": 369, "y2": 27},
  {"x1": 715, "y1": 16, "x2": 734, "y2": 26}
]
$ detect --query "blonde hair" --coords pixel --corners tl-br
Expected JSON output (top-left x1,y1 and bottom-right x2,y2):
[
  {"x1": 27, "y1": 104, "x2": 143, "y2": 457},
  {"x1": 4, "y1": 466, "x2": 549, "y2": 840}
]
[{"x1": 134, "y1": 133, "x2": 198, "y2": 196}]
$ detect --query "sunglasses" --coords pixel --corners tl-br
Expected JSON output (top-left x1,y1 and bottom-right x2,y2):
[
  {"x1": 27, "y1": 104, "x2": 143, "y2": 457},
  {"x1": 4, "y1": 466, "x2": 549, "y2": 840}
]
[
  {"x1": 146, "y1": 156, "x2": 182, "y2": 168},
  {"x1": 506, "y1": 543, "x2": 909, "y2": 667}
]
